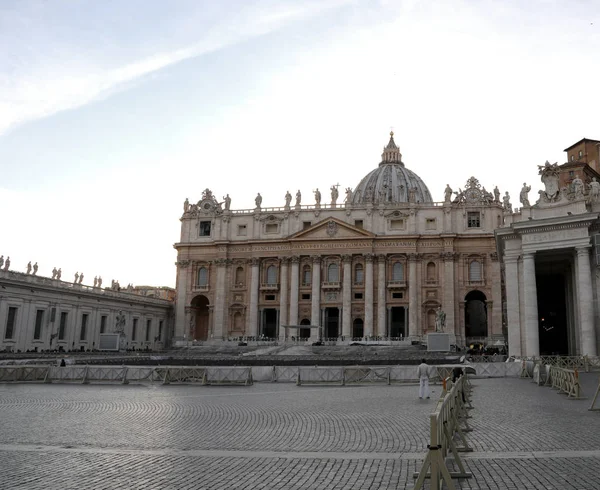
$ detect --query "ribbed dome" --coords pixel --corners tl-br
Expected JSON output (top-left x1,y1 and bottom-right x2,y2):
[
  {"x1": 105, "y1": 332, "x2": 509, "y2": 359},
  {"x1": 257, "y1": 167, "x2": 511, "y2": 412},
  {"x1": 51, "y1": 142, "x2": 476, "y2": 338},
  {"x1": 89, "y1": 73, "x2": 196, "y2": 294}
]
[{"x1": 351, "y1": 132, "x2": 433, "y2": 205}]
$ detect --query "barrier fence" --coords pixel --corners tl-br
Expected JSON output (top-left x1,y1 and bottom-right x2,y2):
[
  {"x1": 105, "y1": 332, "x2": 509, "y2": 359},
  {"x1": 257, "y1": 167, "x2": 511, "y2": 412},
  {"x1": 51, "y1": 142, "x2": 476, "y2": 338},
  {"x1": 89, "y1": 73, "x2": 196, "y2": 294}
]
[
  {"x1": 516, "y1": 355, "x2": 600, "y2": 372},
  {"x1": 412, "y1": 375, "x2": 474, "y2": 490},
  {"x1": 525, "y1": 361, "x2": 584, "y2": 399},
  {"x1": 590, "y1": 376, "x2": 600, "y2": 411}
]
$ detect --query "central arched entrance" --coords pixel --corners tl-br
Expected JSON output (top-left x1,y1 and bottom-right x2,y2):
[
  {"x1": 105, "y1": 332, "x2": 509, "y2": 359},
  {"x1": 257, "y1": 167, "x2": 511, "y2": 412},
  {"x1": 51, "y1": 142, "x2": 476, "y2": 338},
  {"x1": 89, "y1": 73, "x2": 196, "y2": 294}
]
[
  {"x1": 352, "y1": 318, "x2": 364, "y2": 339},
  {"x1": 299, "y1": 318, "x2": 311, "y2": 339},
  {"x1": 191, "y1": 295, "x2": 210, "y2": 341},
  {"x1": 465, "y1": 290, "x2": 487, "y2": 339}
]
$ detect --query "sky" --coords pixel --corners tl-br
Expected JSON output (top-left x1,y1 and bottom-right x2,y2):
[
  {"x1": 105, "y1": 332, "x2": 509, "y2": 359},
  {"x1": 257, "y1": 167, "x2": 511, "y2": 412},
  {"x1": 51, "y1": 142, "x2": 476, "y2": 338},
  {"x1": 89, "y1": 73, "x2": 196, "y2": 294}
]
[{"x1": 1, "y1": 0, "x2": 599, "y2": 288}]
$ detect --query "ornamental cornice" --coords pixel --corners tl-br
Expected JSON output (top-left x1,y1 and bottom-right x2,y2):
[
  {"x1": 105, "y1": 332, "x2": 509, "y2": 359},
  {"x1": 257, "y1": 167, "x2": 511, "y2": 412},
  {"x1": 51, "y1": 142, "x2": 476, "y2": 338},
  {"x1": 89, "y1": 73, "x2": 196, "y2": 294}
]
[
  {"x1": 250, "y1": 258, "x2": 260, "y2": 266},
  {"x1": 408, "y1": 253, "x2": 421, "y2": 262},
  {"x1": 311, "y1": 255, "x2": 322, "y2": 264},
  {"x1": 176, "y1": 260, "x2": 190, "y2": 268},
  {"x1": 518, "y1": 222, "x2": 593, "y2": 234},
  {"x1": 280, "y1": 256, "x2": 290, "y2": 265},
  {"x1": 341, "y1": 254, "x2": 352, "y2": 263},
  {"x1": 364, "y1": 253, "x2": 374, "y2": 263},
  {"x1": 290, "y1": 256, "x2": 300, "y2": 264}
]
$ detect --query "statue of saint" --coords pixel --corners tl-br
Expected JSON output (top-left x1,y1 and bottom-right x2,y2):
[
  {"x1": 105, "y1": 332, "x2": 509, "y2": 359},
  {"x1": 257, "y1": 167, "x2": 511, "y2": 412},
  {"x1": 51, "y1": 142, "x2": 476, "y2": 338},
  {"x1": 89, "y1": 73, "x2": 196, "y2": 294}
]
[
  {"x1": 26, "y1": 262, "x2": 32, "y2": 274},
  {"x1": 223, "y1": 194, "x2": 231, "y2": 211},
  {"x1": 184, "y1": 198, "x2": 189, "y2": 213},
  {"x1": 503, "y1": 192, "x2": 512, "y2": 211},
  {"x1": 295, "y1": 190, "x2": 302, "y2": 206},
  {"x1": 57, "y1": 268, "x2": 62, "y2": 280},
  {"x1": 115, "y1": 311, "x2": 126, "y2": 334},
  {"x1": 572, "y1": 176, "x2": 584, "y2": 198},
  {"x1": 32, "y1": 262, "x2": 38, "y2": 275},
  {"x1": 444, "y1": 184, "x2": 453, "y2": 203},
  {"x1": 408, "y1": 187, "x2": 416, "y2": 203},
  {"x1": 435, "y1": 307, "x2": 446, "y2": 332},
  {"x1": 284, "y1": 191, "x2": 292, "y2": 208},
  {"x1": 493, "y1": 186, "x2": 500, "y2": 202},
  {"x1": 4, "y1": 257, "x2": 10, "y2": 271},
  {"x1": 98, "y1": 276, "x2": 103, "y2": 288},
  {"x1": 52, "y1": 267, "x2": 57, "y2": 279},
  {"x1": 519, "y1": 183, "x2": 531, "y2": 207},
  {"x1": 79, "y1": 273, "x2": 84, "y2": 284},
  {"x1": 314, "y1": 188, "x2": 321, "y2": 205},
  {"x1": 255, "y1": 193, "x2": 262, "y2": 208},
  {"x1": 0, "y1": 256, "x2": 3, "y2": 269},
  {"x1": 344, "y1": 187, "x2": 353, "y2": 203},
  {"x1": 588, "y1": 177, "x2": 600, "y2": 203},
  {"x1": 74, "y1": 272, "x2": 79, "y2": 284},
  {"x1": 330, "y1": 185, "x2": 339, "y2": 206},
  {"x1": 93, "y1": 276, "x2": 98, "y2": 288}
]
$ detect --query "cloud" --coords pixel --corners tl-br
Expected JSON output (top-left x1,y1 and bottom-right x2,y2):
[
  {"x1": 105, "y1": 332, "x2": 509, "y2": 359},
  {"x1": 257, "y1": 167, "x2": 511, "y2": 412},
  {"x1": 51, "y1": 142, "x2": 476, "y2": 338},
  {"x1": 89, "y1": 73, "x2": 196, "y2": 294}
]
[{"x1": 0, "y1": 0, "x2": 352, "y2": 136}]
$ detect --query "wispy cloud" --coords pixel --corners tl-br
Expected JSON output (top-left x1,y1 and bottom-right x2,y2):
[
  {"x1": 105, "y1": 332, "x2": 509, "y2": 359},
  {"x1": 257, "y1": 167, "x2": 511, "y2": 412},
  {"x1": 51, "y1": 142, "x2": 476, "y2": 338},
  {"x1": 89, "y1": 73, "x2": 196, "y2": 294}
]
[{"x1": 0, "y1": 0, "x2": 351, "y2": 136}]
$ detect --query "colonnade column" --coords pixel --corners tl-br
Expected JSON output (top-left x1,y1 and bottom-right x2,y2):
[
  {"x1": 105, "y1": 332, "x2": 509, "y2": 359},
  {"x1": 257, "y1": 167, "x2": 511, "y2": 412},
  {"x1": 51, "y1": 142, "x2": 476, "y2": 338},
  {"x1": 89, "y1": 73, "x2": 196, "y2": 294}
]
[
  {"x1": 289, "y1": 257, "x2": 299, "y2": 326},
  {"x1": 504, "y1": 253, "x2": 521, "y2": 357},
  {"x1": 522, "y1": 252, "x2": 539, "y2": 357},
  {"x1": 377, "y1": 254, "x2": 386, "y2": 337},
  {"x1": 442, "y1": 253, "x2": 455, "y2": 336},
  {"x1": 408, "y1": 253, "x2": 418, "y2": 338},
  {"x1": 248, "y1": 258, "x2": 260, "y2": 336},
  {"x1": 310, "y1": 256, "x2": 321, "y2": 327},
  {"x1": 213, "y1": 258, "x2": 227, "y2": 340},
  {"x1": 364, "y1": 254, "x2": 374, "y2": 337},
  {"x1": 576, "y1": 246, "x2": 597, "y2": 356},
  {"x1": 279, "y1": 257, "x2": 289, "y2": 341},
  {"x1": 342, "y1": 254, "x2": 352, "y2": 338},
  {"x1": 490, "y1": 253, "x2": 503, "y2": 337},
  {"x1": 174, "y1": 260, "x2": 190, "y2": 340}
]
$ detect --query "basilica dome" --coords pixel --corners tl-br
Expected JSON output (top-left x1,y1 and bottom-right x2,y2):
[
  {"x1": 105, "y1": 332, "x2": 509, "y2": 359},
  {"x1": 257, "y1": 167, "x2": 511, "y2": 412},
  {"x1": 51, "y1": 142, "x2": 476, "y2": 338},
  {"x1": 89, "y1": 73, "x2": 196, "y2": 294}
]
[{"x1": 351, "y1": 133, "x2": 433, "y2": 205}]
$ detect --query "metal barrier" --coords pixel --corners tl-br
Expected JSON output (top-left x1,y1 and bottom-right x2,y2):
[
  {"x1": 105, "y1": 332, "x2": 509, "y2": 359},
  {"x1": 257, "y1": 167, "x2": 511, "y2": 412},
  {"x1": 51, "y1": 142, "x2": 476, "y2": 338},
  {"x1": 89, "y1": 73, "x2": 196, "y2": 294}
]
[
  {"x1": 412, "y1": 375, "x2": 473, "y2": 490},
  {"x1": 589, "y1": 376, "x2": 600, "y2": 411},
  {"x1": 516, "y1": 356, "x2": 600, "y2": 372},
  {"x1": 296, "y1": 367, "x2": 345, "y2": 386},
  {"x1": 548, "y1": 366, "x2": 583, "y2": 399}
]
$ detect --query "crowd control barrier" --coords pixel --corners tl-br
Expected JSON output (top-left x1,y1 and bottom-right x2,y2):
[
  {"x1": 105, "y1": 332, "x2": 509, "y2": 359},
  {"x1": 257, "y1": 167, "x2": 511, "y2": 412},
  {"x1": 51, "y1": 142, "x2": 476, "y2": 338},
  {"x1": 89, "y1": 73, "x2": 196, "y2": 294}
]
[
  {"x1": 589, "y1": 376, "x2": 600, "y2": 411},
  {"x1": 412, "y1": 375, "x2": 473, "y2": 490},
  {"x1": 548, "y1": 366, "x2": 583, "y2": 399}
]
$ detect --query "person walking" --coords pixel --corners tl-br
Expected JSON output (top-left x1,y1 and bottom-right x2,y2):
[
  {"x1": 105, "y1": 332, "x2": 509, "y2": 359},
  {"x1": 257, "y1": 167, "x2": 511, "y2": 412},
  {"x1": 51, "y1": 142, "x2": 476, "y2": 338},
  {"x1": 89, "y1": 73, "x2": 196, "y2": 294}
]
[{"x1": 417, "y1": 358, "x2": 431, "y2": 399}]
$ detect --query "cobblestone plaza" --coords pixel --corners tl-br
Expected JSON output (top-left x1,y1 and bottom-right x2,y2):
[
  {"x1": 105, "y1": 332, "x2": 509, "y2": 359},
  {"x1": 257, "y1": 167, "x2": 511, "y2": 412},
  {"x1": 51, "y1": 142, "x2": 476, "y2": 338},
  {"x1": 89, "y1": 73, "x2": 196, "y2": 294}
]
[{"x1": 2, "y1": 375, "x2": 600, "y2": 489}]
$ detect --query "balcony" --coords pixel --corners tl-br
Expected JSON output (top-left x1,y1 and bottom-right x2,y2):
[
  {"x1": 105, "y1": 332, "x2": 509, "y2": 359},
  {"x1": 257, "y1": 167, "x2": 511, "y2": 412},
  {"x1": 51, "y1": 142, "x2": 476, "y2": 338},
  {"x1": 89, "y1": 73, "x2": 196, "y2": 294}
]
[
  {"x1": 260, "y1": 282, "x2": 279, "y2": 291},
  {"x1": 321, "y1": 281, "x2": 341, "y2": 290},
  {"x1": 194, "y1": 284, "x2": 209, "y2": 292},
  {"x1": 232, "y1": 283, "x2": 246, "y2": 291},
  {"x1": 387, "y1": 280, "x2": 406, "y2": 289}
]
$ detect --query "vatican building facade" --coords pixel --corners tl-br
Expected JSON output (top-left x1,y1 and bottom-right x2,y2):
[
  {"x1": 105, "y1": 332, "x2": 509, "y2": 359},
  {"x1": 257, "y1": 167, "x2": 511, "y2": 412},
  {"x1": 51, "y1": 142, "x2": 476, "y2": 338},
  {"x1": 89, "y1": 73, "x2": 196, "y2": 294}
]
[{"x1": 173, "y1": 134, "x2": 505, "y2": 347}]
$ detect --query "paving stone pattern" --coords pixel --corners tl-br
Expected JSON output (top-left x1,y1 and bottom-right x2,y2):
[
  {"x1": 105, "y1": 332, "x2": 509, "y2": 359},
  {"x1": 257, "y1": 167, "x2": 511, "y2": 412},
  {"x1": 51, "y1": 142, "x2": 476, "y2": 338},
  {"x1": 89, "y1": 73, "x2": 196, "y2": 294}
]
[{"x1": 1, "y1": 373, "x2": 600, "y2": 489}]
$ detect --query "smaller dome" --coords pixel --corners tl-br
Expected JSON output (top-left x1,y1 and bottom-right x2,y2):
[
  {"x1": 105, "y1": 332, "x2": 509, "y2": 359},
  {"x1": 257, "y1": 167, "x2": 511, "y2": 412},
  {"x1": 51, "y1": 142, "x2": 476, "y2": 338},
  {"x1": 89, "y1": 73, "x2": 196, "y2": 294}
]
[{"x1": 351, "y1": 133, "x2": 433, "y2": 205}]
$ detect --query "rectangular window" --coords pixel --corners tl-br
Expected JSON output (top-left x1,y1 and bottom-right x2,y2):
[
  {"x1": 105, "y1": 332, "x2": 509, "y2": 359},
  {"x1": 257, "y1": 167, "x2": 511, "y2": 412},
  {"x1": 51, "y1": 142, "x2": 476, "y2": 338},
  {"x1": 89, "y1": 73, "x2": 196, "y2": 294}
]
[
  {"x1": 80, "y1": 314, "x2": 88, "y2": 340},
  {"x1": 303, "y1": 221, "x2": 311, "y2": 230},
  {"x1": 132, "y1": 318, "x2": 138, "y2": 341},
  {"x1": 100, "y1": 315, "x2": 107, "y2": 334},
  {"x1": 158, "y1": 320, "x2": 163, "y2": 341},
  {"x1": 265, "y1": 223, "x2": 278, "y2": 233},
  {"x1": 354, "y1": 220, "x2": 363, "y2": 229},
  {"x1": 58, "y1": 312, "x2": 68, "y2": 340},
  {"x1": 237, "y1": 225, "x2": 247, "y2": 236},
  {"x1": 34, "y1": 309, "x2": 44, "y2": 340},
  {"x1": 354, "y1": 293, "x2": 363, "y2": 300},
  {"x1": 390, "y1": 219, "x2": 405, "y2": 230},
  {"x1": 145, "y1": 319, "x2": 151, "y2": 341},
  {"x1": 467, "y1": 212, "x2": 481, "y2": 228},
  {"x1": 392, "y1": 292, "x2": 403, "y2": 299},
  {"x1": 5, "y1": 307, "x2": 17, "y2": 339},
  {"x1": 265, "y1": 294, "x2": 276, "y2": 301},
  {"x1": 199, "y1": 221, "x2": 211, "y2": 236},
  {"x1": 301, "y1": 293, "x2": 311, "y2": 300},
  {"x1": 425, "y1": 218, "x2": 436, "y2": 230}
]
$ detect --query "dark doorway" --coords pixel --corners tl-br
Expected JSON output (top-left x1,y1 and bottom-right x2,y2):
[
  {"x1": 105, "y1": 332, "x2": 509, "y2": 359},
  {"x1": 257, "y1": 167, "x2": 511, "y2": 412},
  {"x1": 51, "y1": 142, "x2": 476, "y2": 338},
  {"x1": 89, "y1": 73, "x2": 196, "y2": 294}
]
[
  {"x1": 353, "y1": 318, "x2": 364, "y2": 338},
  {"x1": 191, "y1": 295, "x2": 210, "y2": 341},
  {"x1": 536, "y1": 269, "x2": 569, "y2": 355},
  {"x1": 390, "y1": 306, "x2": 406, "y2": 338},
  {"x1": 465, "y1": 291, "x2": 487, "y2": 338},
  {"x1": 299, "y1": 318, "x2": 311, "y2": 338},
  {"x1": 324, "y1": 308, "x2": 340, "y2": 338},
  {"x1": 262, "y1": 309, "x2": 277, "y2": 338}
]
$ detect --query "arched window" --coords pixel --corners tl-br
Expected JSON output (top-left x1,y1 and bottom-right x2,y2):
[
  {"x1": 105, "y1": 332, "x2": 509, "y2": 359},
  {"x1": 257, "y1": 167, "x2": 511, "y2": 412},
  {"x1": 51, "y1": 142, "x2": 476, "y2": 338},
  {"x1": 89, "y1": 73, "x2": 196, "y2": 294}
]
[
  {"x1": 302, "y1": 265, "x2": 311, "y2": 286},
  {"x1": 266, "y1": 265, "x2": 277, "y2": 285},
  {"x1": 197, "y1": 267, "x2": 208, "y2": 286},
  {"x1": 469, "y1": 260, "x2": 482, "y2": 282},
  {"x1": 392, "y1": 262, "x2": 404, "y2": 281},
  {"x1": 235, "y1": 267, "x2": 244, "y2": 285},
  {"x1": 354, "y1": 264, "x2": 364, "y2": 285},
  {"x1": 426, "y1": 262, "x2": 436, "y2": 282},
  {"x1": 327, "y1": 263, "x2": 339, "y2": 282}
]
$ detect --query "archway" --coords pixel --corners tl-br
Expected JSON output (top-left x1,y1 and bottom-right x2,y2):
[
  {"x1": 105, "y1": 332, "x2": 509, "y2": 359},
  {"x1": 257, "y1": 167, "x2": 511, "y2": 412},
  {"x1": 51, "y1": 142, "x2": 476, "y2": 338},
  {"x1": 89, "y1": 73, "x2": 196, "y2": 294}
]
[
  {"x1": 191, "y1": 295, "x2": 210, "y2": 341},
  {"x1": 465, "y1": 290, "x2": 487, "y2": 339},
  {"x1": 352, "y1": 318, "x2": 364, "y2": 339},
  {"x1": 299, "y1": 318, "x2": 311, "y2": 339}
]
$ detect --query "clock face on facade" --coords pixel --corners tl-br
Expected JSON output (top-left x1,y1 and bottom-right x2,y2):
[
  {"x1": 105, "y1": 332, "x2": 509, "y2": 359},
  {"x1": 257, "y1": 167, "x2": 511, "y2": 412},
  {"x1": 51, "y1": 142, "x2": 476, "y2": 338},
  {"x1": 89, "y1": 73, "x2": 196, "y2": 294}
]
[
  {"x1": 465, "y1": 188, "x2": 481, "y2": 203},
  {"x1": 199, "y1": 199, "x2": 214, "y2": 212}
]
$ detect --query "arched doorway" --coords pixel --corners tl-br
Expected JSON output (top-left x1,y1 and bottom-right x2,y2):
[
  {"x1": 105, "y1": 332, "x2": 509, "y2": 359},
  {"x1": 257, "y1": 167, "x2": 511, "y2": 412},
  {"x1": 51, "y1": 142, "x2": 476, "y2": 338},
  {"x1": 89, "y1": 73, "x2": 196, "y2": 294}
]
[
  {"x1": 352, "y1": 318, "x2": 364, "y2": 339},
  {"x1": 465, "y1": 290, "x2": 487, "y2": 339},
  {"x1": 299, "y1": 318, "x2": 311, "y2": 339},
  {"x1": 191, "y1": 295, "x2": 210, "y2": 341}
]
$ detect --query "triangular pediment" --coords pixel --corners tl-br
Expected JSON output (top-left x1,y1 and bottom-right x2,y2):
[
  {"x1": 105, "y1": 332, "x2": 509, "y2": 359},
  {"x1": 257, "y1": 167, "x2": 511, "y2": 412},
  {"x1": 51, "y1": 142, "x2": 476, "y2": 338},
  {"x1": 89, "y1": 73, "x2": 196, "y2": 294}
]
[{"x1": 289, "y1": 217, "x2": 376, "y2": 240}]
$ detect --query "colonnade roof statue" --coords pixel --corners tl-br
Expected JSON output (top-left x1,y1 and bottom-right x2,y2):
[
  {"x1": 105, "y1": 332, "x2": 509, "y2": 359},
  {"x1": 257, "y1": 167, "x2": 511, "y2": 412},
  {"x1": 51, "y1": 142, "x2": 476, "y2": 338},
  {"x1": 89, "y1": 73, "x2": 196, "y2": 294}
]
[{"x1": 351, "y1": 132, "x2": 433, "y2": 205}]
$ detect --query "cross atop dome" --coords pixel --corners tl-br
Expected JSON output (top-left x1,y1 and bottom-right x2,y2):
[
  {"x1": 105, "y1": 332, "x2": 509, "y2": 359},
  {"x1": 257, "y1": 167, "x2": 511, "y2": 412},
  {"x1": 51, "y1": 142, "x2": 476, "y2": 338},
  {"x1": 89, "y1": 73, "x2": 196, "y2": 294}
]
[{"x1": 381, "y1": 131, "x2": 402, "y2": 164}]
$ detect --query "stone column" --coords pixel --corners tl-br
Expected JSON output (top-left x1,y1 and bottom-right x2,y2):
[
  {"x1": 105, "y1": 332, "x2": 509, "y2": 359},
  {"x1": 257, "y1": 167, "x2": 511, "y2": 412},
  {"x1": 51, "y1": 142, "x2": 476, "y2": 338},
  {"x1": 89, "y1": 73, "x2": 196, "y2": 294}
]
[
  {"x1": 213, "y1": 259, "x2": 227, "y2": 340},
  {"x1": 408, "y1": 253, "x2": 418, "y2": 338},
  {"x1": 377, "y1": 254, "x2": 386, "y2": 337},
  {"x1": 576, "y1": 246, "x2": 597, "y2": 356},
  {"x1": 490, "y1": 253, "x2": 503, "y2": 337},
  {"x1": 279, "y1": 257, "x2": 289, "y2": 341},
  {"x1": 310, "y1": 256, "x2": 321, "y2": 326},
  {"x1": 364, "y1": 254, "x2": 374, "y2": 337},
  {"x1": 522, "y1": 252, "x2": 539, "y2": 357},
  {"x1": 342, "y1": 254, "x2": 352, "y2": 338},
  {"x1": 174, "y1": 260, "x2": 191, "y2": 340},
  {"x1": 289, "y1": 256, "x2": 300, "y2": 326},
  {"x1": 247, "y1": 258, "x2": 260, "y2": 336},
  {"x1": 504, "y1": 253, "x2": 521, "y2": 356},
  {"x1": 442, "y1": 253, "x2": 455, "y2": 336}
]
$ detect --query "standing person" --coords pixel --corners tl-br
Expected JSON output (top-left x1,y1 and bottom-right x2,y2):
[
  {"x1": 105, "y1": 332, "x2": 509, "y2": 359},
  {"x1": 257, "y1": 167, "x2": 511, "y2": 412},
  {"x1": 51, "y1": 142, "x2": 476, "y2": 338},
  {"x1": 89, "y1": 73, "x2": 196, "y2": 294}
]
[{"x1": 417, "y1": 359, "x2": 431, "y2": 399}]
